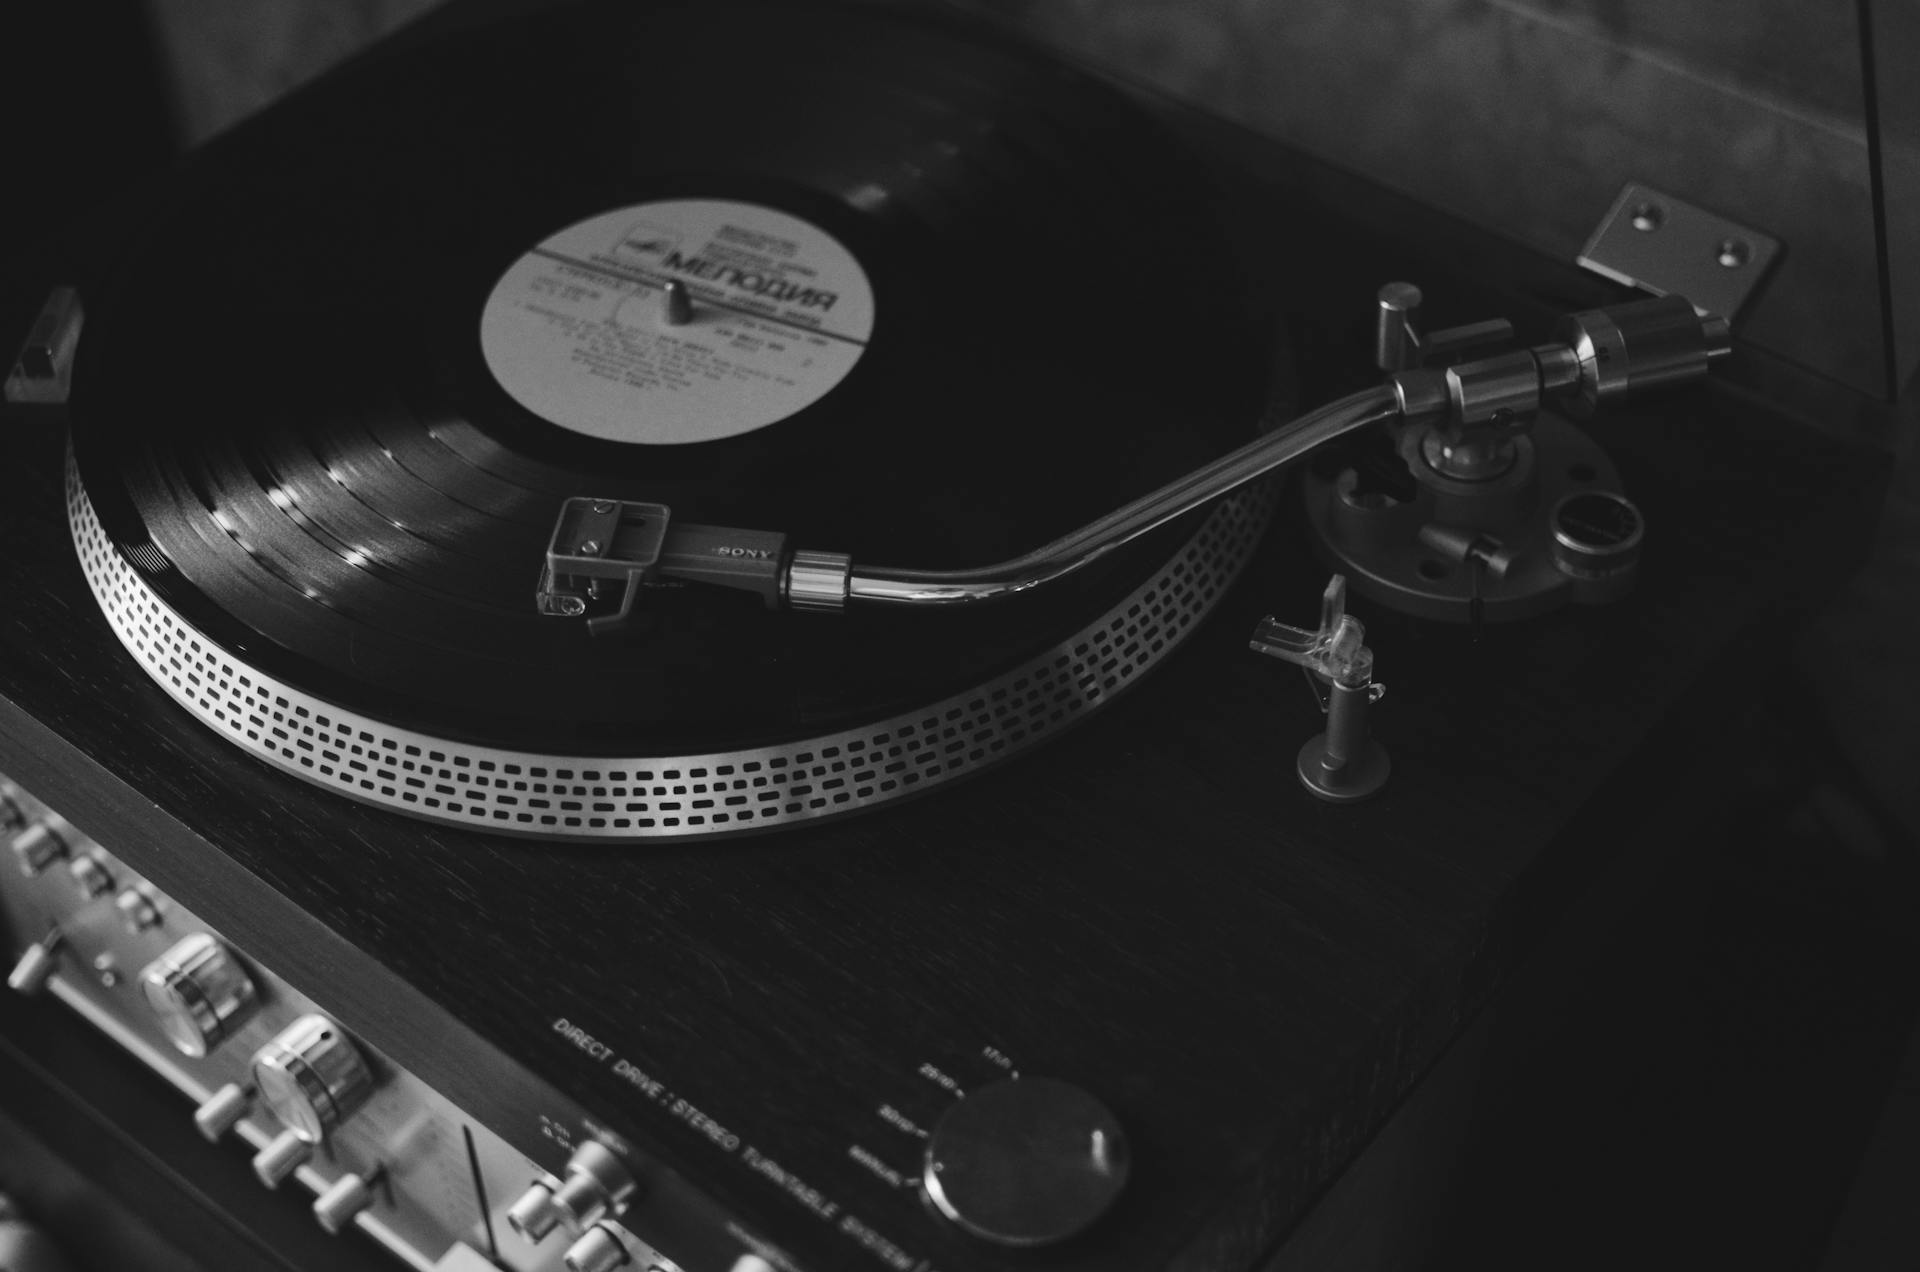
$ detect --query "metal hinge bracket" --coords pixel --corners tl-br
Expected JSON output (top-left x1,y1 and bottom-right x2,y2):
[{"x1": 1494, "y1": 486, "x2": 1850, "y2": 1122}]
[{"x1": 1578, "y1": 182, "x2": 1780, "y2": 322}]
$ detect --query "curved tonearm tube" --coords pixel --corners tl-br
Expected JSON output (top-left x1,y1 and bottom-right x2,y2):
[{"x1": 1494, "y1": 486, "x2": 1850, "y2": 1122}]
[{"x1": 537, "y1": 295, "x2": 1729, "y2": 630}]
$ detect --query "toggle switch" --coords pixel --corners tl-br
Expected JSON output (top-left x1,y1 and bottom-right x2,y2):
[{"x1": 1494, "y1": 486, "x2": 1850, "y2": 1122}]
[
  {"x1": 7, "y1": 930, "x2": 62, "y2": 996},
  {"x1": 253, "y1": 1128, "x2": 313, "y2": 1189},
  {"x1": 194, "y1": 1083, "x2": 250, "y2": 1143},
  {"x1": 314, "y1": 1167, "x2": 383, "y2": 1234}
]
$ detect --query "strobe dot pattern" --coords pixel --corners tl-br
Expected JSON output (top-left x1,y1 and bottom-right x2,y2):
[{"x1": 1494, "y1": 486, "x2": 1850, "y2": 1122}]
[{"x1": 70, "y1": 452, "x2": 1274, "y2": 841}]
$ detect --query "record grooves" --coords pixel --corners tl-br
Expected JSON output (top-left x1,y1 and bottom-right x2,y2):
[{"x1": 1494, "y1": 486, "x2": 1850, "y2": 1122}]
[{"x1": 67, "y1": 0, "x2": 1279, "y2": 839}]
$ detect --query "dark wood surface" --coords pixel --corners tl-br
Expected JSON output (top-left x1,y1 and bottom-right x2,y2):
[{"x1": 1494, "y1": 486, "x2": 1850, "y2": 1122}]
[
  {"x1": 0, "y1": 10, "x2": 1895, "y2": 1272},
  {"x1": 1264, "y1": 658, "x2": 1920, "y2": 1272}
]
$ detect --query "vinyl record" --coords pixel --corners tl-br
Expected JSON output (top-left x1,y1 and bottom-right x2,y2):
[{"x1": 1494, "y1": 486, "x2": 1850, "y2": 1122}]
[{"x1": 70, "y1": 0, "x2": 1270, "y2": 758}]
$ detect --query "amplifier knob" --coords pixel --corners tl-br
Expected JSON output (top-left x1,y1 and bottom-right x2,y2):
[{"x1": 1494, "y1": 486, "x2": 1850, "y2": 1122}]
[
  {"x1": 313, "y1": 1168, "x2": 382, "y2": 1234},
  {"x1": 194, "y1": 1083, "x2": 251, "y2": 1142},
  {"x1": 250, "y1": 1015, "x2": 374, "y2": 1147},
  {"x1": 253, "y1": 1128, "x2": 313, "y2": 1189},
  {"x1": 562, "y1": 1223, "x2": 632, "y2": 1272},
  {"x1": 506, "y1": 1181, "x2": 562, "y2": 1242},
  {"x1": 140, "y1": 935, "x2": 259, "y2": 1057},
  {"x1": 550, "y1": 1142, "x2": 639, "y2": 1232},
  {"x1": 10, "y1": 823, "x2": 65, "y2": 876},
  {"x1": 922, "y1": 1077, "x2": 1130, "y2": 1248}
]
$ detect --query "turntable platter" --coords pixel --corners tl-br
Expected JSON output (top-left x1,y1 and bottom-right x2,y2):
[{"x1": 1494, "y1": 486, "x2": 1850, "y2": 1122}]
[{"x1": 66, "y1": 0, "x2": 1274, "y2": 839}]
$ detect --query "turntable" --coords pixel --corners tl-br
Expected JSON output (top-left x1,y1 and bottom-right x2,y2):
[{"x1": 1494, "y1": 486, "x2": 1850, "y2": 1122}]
[{"x1": 0, "y1": 2, "x2": 1903, "y2": 1270}]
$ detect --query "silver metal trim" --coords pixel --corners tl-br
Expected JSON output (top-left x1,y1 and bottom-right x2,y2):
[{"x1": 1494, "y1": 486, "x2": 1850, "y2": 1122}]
[{"x1": 69, "y1": 451, "x2": 1275, "y2": 842}]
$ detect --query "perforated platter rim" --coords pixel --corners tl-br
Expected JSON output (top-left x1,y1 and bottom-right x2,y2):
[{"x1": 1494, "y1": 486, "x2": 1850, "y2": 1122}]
[{"x1": 69, "y1": 451, "x2": 1275, "y2": 842}]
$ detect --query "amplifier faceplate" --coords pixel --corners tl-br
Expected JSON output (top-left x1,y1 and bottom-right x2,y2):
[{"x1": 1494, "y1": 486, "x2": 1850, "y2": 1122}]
[{"x1": 0, "y1": 772, "x2": 765, "y2": 1272}]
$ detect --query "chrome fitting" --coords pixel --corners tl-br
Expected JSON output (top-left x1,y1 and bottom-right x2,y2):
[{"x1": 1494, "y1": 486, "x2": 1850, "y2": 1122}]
[
  {"x1": 1553, "y1": 294, "x2": 1732, "y2": 415},
  {"x1": 785, "y1": 549, "x2": 851, "y2": 612},
  {"x1": 1389, "y1": 367, "x2": 1451, "y2": 424},
  {"x1": 1445, "y1": 350, "x2": 1543, "y2": 429}
]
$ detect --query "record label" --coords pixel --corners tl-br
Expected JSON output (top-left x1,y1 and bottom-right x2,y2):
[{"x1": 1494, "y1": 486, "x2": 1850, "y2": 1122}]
[{"x1": 479, "y1": 199, "x2": 875, "y2": 445}]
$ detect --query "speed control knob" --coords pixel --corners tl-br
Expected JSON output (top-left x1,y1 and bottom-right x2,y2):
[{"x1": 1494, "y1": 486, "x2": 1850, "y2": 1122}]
[
  {"x1": 250, "y1": 1015, "x2": 373, "y2": 1146},
  {"x1": 140, "y1": 935, "x2": 259, "y2": 1057},
  {"x1": 922, "y1": 1077, "x2": 1130, "y2": 1248}
]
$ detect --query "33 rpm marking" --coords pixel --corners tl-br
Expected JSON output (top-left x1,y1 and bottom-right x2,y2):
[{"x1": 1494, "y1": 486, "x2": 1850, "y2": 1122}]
[{"x1": 480, "y1": 199, "x2": 875, "y2": 445}]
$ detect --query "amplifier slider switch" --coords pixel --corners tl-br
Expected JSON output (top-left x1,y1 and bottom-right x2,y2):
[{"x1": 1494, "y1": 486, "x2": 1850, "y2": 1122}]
[
  {"x1": 550, "y1": 1142, "x2": 638, "y2": 1233},
  {"x1": 194, "y1": 1083, "x2": 251, "y2": 1143},
  {"x1": 11, "y1": 823, "x2": 65, "y2": 876}
]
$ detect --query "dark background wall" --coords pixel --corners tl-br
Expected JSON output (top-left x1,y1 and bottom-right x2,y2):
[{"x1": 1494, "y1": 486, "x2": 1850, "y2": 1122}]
[
  {"x1": 944, "y1": 0, "x2": 1899, "y2": 398},
  {"x1": 141, "y1": 0, "x2": 444, "y2": 142},
  {"x1": 130, "y1": 0, "x2": 1911, "y2": 398}
]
